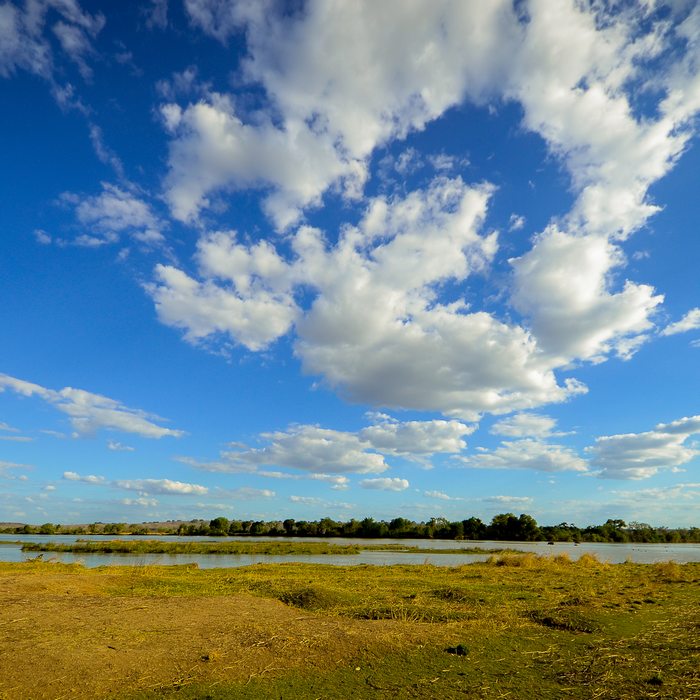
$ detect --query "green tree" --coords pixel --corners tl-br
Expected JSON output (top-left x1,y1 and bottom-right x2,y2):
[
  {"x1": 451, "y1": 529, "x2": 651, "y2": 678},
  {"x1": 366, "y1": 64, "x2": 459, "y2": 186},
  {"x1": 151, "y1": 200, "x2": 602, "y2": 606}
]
[{"x1": 209, "y1": 516, "x2": 230, "y2": 536}]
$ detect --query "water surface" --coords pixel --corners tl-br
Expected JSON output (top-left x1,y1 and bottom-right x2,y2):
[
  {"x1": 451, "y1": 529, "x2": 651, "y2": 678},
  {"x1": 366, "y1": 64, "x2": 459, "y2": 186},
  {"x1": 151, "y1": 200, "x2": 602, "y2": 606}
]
[{"x1": 1, "y1": 534, "x2": 697, "y2": 567}]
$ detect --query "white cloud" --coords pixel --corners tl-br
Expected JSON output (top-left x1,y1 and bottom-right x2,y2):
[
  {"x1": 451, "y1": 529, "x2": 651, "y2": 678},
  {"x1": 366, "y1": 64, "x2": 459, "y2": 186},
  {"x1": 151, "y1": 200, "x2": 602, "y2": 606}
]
[
  {"x1": 289, "y1": 495, "x2": 354, "y2": 510},
  {"x1": 0, "y1": 373, "x2": 184, "y2": 439},
  {"x1": 0, "y1": 460, "x2": 30, "y2": 479},
  {"x1": 0, "y1": 435, "x2": 33, "y2": 442},
  {"x1": 484, "y1": 495, "x2": 533, "y2": 506},
  {"x1": 612, "y1": 482, "x2": 700, "y2": 503},
  {"x1": 308, "y1": 474, "x2": 349, "y2": 490},
  {"x1": 661, "y1": 308, "x2": 700, "y2": 336},
  {"x1": 0, "y1": 0, "x2": 104, "y2": 81},
  {"x1": 63, "y1": 471, "x2": 106, "y2": 484},
  {"x1": 150, "y1": 3, "x2": 700, "y2": 423},
  {"x1": 507, "y1": 1, "x2": 694, "y2": 240},
  {"x1": 508, "y1": 214, "x2": 525, "y2": 232},
  {"x1": 0, "y1": 421, "x2": 19, "y2": 432},
  {"x1": 52, "y1": 20, "x2": 95, "y2": 79},
  {"x1": 424, "y1": 490, "x2": 463, "y2": 501},
  {"x1": 293, "y1": 180, "x2": 580, "y2": 419},
  {"x1": 183, "y1": 0, "x2": 243, "y2": 43},
  {"x1": 214, "y1": 486, "x2": 275, "y2": 499},
  {"x1": 148, "y1": 229, "x2": 298, "y2": 351},
  {"x1": 107, "y1": 440, "x2": 134, "y2": 452},
  {"x1": 151, "y1": 178, "x2": 588, "y2": 419},
  {"x1": 88, "y1": 125, "x2": 124, "y2": 178},
  {"x1": 155, "y1": 66, "x2": 202, "y2": 100},
  {"x1": 34, "y1": 229, "x2": 52, "y2": 245},
  {"x1": 161, "y1": 97, "x2": 363, "y2": 230},
  {"x1": 466, "y1": 439, "x2": 588, "y2": 473},
  {"x1": 171, "y1": 2, "x2": 517, "y2": 226},
  {"x1": 587, "y1": 415, "x2": 700, "y2": 479},
  {"x1": 176, "y1": 1, "x2": 700, "y2": 245},
  {"x1": 511, "y1": 228, "x2": 663, "y2": 364},
  {"x1": 226, "y1": 425, "x2": 388, "y2": 475},
  {"x1": 68, "y1": 183, "x2": 166, "y2": 247},
  {"x1": 359, "y1": 477, "x2": 409, "y2": 492},
  {"x1": 146, "y1": 0, "x2": 168, "y2": 30},
  {"x1": 491, "y1": 413, "x2": 565, "y2": 438},
  {"x1": 113, "y1": 478, "x2": 208, "y2": 496},
  {"x1": 359, "y1": 418, "x2": 474, "y2": 459},
  {"x1": 121, "y1": 497, "x2": 158, "y2": 507},
  {"x1": 289, "y1": 495, "x2": 321, "y2": 505}
]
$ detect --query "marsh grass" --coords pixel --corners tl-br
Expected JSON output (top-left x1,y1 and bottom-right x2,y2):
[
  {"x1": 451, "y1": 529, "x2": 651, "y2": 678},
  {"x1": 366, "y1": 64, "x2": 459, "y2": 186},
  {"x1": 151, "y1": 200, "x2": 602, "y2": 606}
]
[{"x1": 0, "y1": 557, "x2": 697, "y2": 699}]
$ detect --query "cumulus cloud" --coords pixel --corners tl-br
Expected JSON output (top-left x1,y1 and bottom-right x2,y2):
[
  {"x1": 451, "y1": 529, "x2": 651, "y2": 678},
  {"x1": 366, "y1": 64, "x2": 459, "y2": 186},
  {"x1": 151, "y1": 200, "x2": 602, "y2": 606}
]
[
  {"x1": 466, "y1": 439, "x2": 588, "y2": 473},
  {"x1": 64, "y1": 470, "x2": 208, "y2": 496},
  {"x1": 587, "y1": 415, "x2": 700, "y2": 479},
  {"x1": 173, "y1": 1, "x2": 700, "y2": 244},
  {"x1": 180, "y1": 414, "x2": 477, "y2": 479},
  {"x1": 0, "y1": 373, "x2": 184, "y2": 439},
  {"x1": 173, "y1": 2, "x2": 517, "y2": 227},
  {"x1": 359, "y1": 477, "x2": 410, "y2": 492},
  {"x1": 661, "y1": 308, "x2": 700, "y2": 336},
  {"x1": 161, "y1": 97, "x2": 364, "y2": 230},
  {"x1": 511, "y1": 229, "x2": 663, "y2": 364},
  {"x1": 114, "y1": 478, "x2": 208, "y2": 495},
  {"x1": 358, "y1": 418, "x2": 474, "y2": 460},
  {"x1": 148, "y1": 229, "x2": 298, "y2": 351},
  {"x1": 225, "y1": 425, "x2": 388, "y2": 475},
  {"x1": 128, "y1": 3, "x2": 700, "y2": 429},
  {"x1": 491, "y1": 413, "x2": 566, "y2": 439},
  {"x1": 152, "y1": 178, "x2": 588, "y2": 418},
  {"x1": 308, "y1": 474, "x2": 350, "y2": 489},
  {"x1": 149, "y1": 0, "x2": 700, "y2": 422}
]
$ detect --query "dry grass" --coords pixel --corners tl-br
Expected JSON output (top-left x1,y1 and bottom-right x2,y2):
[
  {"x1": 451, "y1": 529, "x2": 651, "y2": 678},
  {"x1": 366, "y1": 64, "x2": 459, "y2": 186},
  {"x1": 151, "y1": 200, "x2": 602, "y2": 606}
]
[{"x1": 0, "y1": 557, "x2": 697, "y2": 699}]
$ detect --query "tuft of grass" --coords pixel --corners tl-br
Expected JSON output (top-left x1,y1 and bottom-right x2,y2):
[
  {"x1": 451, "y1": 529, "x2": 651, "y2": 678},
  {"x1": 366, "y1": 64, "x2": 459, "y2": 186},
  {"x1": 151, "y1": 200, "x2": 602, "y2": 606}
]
[
  {"x1": 528, "y1": 608, "x2": 600, "y2": 633},
  {"x1": 277, "y1": 585, "x2": 350, "y2": 611},
  {"x1": 653, "y1": 560, "x2": 685, "y2": 582}
]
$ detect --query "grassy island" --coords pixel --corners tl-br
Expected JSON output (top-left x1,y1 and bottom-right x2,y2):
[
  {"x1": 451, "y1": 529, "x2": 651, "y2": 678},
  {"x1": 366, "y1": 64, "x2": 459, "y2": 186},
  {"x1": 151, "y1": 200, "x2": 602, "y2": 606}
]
[{"x1": 20, "y1": 539, "x2": 518, "y2": 556}]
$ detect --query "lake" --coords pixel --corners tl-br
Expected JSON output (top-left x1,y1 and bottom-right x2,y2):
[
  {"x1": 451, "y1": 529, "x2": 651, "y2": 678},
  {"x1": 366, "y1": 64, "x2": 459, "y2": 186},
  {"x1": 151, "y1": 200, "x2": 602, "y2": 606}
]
[{"x1": 1, "y1": 534, "x2": 698, "y2": 568}]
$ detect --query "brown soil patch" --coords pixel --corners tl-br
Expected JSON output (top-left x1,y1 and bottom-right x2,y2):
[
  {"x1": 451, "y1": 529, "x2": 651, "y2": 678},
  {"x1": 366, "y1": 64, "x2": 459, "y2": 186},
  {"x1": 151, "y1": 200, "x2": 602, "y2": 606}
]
[{"x1": 0, "y1": 568, "x2": 411, "y2": 699}]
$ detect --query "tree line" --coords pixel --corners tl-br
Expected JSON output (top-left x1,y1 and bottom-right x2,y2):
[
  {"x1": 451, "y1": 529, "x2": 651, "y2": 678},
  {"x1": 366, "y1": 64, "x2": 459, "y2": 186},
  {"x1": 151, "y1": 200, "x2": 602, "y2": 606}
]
[{"x1": 4, "y1": 513, "x2": 699, "y2": 543}]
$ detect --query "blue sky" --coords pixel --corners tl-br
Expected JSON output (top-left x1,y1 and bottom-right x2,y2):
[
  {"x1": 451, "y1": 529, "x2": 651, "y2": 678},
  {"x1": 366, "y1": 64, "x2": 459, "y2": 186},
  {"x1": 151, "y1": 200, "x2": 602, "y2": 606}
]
[{"x1": 1, "y1": 0, "x2": 699, "y2": 527}]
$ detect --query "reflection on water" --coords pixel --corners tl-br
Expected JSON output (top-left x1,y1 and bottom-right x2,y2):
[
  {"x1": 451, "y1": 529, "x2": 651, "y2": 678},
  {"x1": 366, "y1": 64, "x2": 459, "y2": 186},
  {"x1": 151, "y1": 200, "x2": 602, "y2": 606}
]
[{"x1": 1, "y1": 534, "x2": 698, "y2": 567}]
